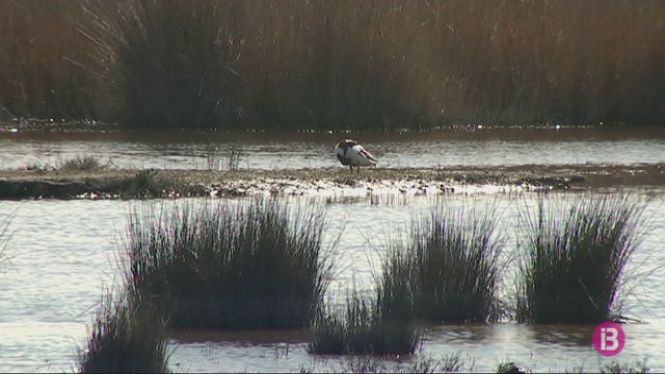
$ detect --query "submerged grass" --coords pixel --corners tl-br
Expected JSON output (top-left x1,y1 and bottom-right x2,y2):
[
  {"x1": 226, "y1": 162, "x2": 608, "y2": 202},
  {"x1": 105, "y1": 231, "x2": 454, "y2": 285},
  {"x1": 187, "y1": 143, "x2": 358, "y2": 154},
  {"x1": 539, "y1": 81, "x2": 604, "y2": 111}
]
[
  {"x1": 339, "y1": 353, "x2": 465, "y2": 373},
  {"x1": 309, "y1": 291, "x2": 421, "y2": 355},
  {"x1": 310, "y1": 200, "x2": 504, "y2": 354},
  {"x1": 78, "y1": 290, "x2": 169, "y2": 373},
  {"x1": 126, "y1": 198, "x2": 330, "y2": 330},
  {"x1": 516, "y1": 193, "x2": 647, "y2": 323}
]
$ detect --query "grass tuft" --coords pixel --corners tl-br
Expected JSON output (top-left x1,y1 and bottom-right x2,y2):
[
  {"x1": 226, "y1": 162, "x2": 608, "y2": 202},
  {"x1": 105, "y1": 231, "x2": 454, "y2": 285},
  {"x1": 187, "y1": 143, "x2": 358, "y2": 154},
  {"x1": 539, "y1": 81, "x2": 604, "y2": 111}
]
[
  {"x1": 77, "y1": 290, "x2": 168, "y2": 373},
  {"x1": 309, "y1": 292, "x2": 421, "y2": 355},
  {"x1": 59, "y1": 156, "x2": 107, "y2": 172},
  {"x1": 126, "y1": 198, "x2": 330, "y2": 330},
  {"x1": 516, "y1": 193, "x2": 647, "y2": 323},
  {"x1": 600, "y1": 359, "x2": 649, "y2": 374},
  {"x1": 407, "y1": 203, "x2": 505, "y2": 323}
]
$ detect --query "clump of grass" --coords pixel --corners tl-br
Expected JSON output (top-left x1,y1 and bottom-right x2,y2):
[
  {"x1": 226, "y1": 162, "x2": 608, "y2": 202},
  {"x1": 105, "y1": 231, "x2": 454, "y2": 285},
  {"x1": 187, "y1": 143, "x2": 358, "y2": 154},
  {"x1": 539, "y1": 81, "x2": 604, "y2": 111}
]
[
  {"x1": 340, "y1": 353, "x2": 464, "y2": 373},
  {"x1": 59, "y1": 155, "x2": 107, "y2": 171},
  {"x1": 407, "y1": 204, "x2": 505, "y2": 323},
  {"x1": 600, "y1": 360, "x2": 649, "y2": 374},
  {"x1": 516, "y1": 193, "x2": 647, "y2": 323},
  {"x1": 78, "y1": 290, "x2": 168, "y2": 373},
  {"x1": 126, "y1": 198, "x2": 329, "y2": 330},
  {"x1": 310, "y1": 251, "x2": 420, "y2": 356},
  {"x1": 497, "y1": 361, "x2": 529, "y2": 374},
  {"x1": 375, "y1": 202, "x2": 504, "y2": 324},
  {"x1": 309, "y1": 291, "x2": 421, "y2": 355},
  {"x1": 123, "y1": 169, "x2": 172, "y2": 197}
]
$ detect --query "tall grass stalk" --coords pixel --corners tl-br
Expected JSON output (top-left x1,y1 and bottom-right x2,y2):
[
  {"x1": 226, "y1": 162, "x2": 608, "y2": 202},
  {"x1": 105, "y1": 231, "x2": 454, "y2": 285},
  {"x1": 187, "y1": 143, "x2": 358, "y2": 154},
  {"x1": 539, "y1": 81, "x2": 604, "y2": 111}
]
[
  {"x1": 516, "y1": 193, "x2": 647, "y2": 323},
  {"x1": 78, "y1": 290, "x2": 169, "y2": 373},
  {"x1": 126, "y1": 198, "x2": 330, "y2": 330}
]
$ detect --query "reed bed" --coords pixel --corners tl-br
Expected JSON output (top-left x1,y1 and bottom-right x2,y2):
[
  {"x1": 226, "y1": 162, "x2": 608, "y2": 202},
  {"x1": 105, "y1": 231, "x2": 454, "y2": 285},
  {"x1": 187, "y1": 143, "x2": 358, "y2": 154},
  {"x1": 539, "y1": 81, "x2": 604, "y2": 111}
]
[
  {"x1": 516, "y1": 193, "x2": 647, "y2": 323},
  {"x1": 78, "y1": 291, "x2": 168, "y2": 373},
  {"x1": 126, "y1": 198, "x2": 330, "y2": 330},
  {"x1": 2, "y1": 1, "x2": 665, "y2": 128}
]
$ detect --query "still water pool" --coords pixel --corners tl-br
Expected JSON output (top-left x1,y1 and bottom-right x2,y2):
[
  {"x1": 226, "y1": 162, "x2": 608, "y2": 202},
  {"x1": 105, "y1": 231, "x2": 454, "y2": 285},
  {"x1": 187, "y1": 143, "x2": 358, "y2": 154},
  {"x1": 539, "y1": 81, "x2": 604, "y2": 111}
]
[
  {"x1": 1, "y1": 127, "x2": 665, "y2": 170},
  {"x1": 0, "y1": 190, "x2": 663, "y2": 372}
]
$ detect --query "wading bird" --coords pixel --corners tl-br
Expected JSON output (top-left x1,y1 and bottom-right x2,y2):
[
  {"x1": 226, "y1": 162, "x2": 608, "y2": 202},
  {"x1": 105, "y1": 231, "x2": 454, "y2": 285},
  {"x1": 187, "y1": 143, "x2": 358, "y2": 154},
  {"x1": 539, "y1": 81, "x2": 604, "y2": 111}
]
[{"x1": 335, "y1": 139, "x2": 377, "y2": 172}]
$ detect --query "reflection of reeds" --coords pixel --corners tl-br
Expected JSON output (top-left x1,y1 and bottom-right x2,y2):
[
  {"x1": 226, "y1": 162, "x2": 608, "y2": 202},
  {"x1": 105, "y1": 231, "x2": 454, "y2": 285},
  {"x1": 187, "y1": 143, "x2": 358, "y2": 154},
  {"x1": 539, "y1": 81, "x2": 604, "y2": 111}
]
[
  {"x1": 126, "y1": 198, "x2": 330, "y2": 330},
  {"x1": 78, "y1": 290, "x2": 168, "y2": 373},
  {"x1": 516, "y1": 193, "x2": 646, "y2": 323}
]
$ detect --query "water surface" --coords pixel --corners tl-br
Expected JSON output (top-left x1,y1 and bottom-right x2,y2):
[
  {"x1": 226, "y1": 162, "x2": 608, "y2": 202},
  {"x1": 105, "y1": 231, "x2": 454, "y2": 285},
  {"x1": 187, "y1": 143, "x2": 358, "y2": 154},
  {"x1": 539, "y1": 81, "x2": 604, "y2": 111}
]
[
  {"x1": 0, "y1": 191, "x2": 663, "y2": 372},
  {"x1": 1, "y1": 127, "x2": 664, "y2": 170}
]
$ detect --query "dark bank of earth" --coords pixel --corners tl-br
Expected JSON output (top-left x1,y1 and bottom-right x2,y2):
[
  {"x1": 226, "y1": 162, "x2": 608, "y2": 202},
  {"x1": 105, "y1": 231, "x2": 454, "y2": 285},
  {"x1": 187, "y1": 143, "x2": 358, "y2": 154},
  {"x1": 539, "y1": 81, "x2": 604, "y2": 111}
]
[{"x1": 0, "y1": 163, "x2": 663, "y2": 200}]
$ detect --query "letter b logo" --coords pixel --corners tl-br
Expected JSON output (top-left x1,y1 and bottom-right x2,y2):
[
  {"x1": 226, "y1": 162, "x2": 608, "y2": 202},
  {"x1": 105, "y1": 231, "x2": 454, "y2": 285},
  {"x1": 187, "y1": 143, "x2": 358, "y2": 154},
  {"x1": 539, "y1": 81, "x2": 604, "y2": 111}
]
[{"x1": 593, "y1": 322, "x2": 625, "y2": 357}]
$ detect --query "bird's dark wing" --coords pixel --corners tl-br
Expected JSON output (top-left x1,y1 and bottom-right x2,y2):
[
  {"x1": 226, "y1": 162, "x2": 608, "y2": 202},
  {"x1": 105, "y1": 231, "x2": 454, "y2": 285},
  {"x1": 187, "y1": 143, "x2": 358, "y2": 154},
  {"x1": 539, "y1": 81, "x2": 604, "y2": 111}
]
[{"x1": 336, "y1": 154, "x2": 350, "y2": 165}]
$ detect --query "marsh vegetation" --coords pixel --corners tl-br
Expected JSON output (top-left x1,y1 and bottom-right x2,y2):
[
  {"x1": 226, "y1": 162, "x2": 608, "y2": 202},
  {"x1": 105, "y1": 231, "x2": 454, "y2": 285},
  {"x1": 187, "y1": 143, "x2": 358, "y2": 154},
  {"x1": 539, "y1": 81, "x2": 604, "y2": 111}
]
[
  {"x1": 1, "y1": 1, "x2": 664, "y2": 129},
  {"x1": 125, "y1": 199, "x2": 330, "y2": 330}
]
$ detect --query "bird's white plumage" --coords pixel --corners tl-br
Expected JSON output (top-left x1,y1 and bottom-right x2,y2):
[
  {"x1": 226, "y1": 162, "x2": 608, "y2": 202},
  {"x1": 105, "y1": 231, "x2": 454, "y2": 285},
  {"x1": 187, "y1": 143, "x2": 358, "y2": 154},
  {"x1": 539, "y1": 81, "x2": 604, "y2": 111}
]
[
  {"x1": 346, "y1": 145, "x2": 376, "y2": 166},
  {"x1": 335, "y1": 139, "x2": 377, "y2": 171}
]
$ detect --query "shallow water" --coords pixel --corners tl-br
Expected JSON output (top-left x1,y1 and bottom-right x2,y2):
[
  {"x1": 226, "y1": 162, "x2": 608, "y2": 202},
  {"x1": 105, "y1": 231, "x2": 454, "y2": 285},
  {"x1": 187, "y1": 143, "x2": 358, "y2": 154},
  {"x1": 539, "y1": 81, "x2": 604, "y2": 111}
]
[
  {"x1": 1, "y1": 127, "x2": 665, "y2": 170},
  {"x1": 0, "y1": 191, "x2": 664, "y2": 372}
]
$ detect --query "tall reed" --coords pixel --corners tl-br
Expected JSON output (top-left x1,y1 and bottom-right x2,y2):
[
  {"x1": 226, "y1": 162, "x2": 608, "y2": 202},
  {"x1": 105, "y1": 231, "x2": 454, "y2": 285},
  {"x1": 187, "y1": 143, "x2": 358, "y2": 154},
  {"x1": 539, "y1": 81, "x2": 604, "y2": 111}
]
[
  {"x1": 4, "y1": 1, "x2": 665, "y2": 128},
  {"x1": 84, "y1": 0, "x2": 240, "y2": 129},
  {"x1": 516, "y1": 193, "x2": 646, "y2": 323},
  {"x1": 0, "y1": 0, "x2": 99, "y2": 120},
  {"x1": 126, "y1": 198, "x2": 330, "y2": 330}
]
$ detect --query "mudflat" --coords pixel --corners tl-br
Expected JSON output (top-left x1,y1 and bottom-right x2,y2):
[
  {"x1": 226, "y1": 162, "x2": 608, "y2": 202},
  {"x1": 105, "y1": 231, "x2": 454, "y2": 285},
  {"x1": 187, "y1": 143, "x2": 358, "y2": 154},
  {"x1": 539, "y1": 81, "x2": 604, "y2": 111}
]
[{"x1": 0, "y1": 163, "x2": 663, "y2": 200}]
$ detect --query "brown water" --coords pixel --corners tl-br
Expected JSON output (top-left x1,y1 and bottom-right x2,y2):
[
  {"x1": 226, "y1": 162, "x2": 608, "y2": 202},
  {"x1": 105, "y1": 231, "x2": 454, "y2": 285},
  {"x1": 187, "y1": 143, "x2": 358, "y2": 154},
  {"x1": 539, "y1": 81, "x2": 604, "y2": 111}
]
[
  {"x1": 0, "y1": 192, "x2": 664, "y2": 373},
  {"x1": 1, "y1": 127, "x2": 665, "y2": 170}
]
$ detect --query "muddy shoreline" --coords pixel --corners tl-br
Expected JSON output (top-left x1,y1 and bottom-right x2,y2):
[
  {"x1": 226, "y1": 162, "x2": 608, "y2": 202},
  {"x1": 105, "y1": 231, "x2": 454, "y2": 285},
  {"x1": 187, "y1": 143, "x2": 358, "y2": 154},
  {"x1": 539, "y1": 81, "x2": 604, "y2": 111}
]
[{"x1": 0, "y1": 163, "x2": 663, "y2": 200}]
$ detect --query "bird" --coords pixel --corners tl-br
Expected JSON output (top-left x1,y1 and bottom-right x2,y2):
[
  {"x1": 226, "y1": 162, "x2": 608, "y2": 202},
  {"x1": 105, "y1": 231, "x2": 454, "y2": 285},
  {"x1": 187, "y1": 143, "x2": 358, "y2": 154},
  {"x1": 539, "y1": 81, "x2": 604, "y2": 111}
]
[{"x1": 334, "y1": 139, "x2": 377, "y2": 172}]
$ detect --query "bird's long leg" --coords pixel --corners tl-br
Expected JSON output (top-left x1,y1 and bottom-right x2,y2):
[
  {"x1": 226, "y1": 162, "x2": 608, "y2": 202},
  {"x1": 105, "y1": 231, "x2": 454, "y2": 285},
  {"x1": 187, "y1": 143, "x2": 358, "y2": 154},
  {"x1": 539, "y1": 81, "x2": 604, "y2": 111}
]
[{"x1": 349, "y1": 165, "x2": 353, "y2": 172}]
